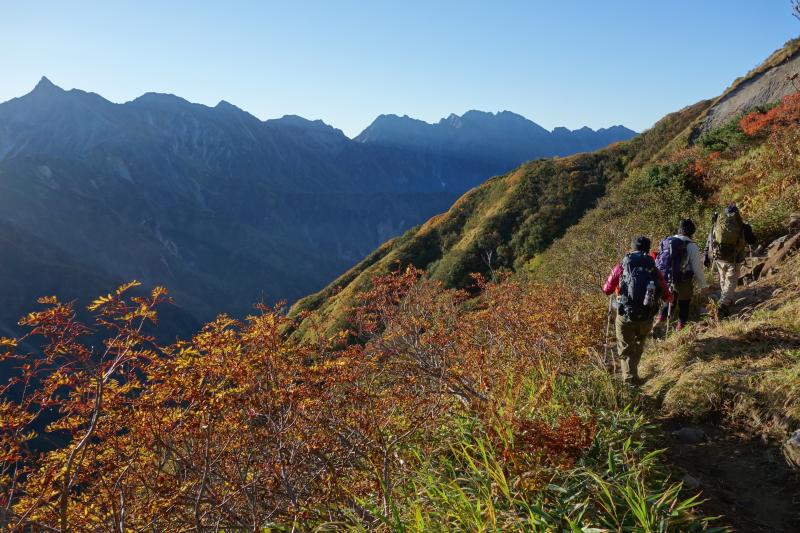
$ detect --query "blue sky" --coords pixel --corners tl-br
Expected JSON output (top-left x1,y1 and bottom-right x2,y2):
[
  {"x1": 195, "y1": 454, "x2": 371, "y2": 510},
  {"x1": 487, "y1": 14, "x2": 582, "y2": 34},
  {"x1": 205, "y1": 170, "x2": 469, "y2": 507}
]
[{"x1": 1, "y1": 1, "x2": 797, "y2": 137}]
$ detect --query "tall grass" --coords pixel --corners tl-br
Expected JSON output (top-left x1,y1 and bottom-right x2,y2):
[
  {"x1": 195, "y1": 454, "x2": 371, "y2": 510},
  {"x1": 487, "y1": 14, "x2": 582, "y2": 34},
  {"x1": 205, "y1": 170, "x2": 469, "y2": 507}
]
[{"x1": 321, "y1": 370, "x2": 723, "y2": 532}]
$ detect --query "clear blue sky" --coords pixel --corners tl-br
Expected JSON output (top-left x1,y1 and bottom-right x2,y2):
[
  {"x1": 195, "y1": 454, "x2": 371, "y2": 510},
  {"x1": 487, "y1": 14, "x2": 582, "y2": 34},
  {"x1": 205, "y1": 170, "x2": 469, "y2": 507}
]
[{"x1": 1, "y1": 1, "x2": 797, "y2": 137}]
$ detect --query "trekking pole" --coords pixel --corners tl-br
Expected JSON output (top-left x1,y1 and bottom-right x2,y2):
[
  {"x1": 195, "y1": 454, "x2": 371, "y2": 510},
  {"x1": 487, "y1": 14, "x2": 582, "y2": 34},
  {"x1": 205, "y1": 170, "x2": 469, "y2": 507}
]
[
  {"x1": 664, "y1": 300, "x2": 671, "y2": 335},
  {"x1": 665, "y1": 285, "x2": 675, "y2": 335}
]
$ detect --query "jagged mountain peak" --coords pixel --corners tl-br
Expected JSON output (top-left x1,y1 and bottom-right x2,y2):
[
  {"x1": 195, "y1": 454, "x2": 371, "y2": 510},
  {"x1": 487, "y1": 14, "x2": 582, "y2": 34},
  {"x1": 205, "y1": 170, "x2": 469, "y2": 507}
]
[
  {"x1": 32, "y1": 76, "x2": 62, "y2": 94},
  {"x1": 369, "y1": 113, "x2": 428, "y2": 126},
  {"x1": 269, "y1": 114, "x2": 329, "y2": 128},
  {"x1": 26, "y1": 76, "x2": 110, "y2": 105},
  {"x1": 354, "y1": 109, "x2": 633, "y2": 156},
  {"x1": 215, "y1": 99, "x2": 241, "y2": 111}
]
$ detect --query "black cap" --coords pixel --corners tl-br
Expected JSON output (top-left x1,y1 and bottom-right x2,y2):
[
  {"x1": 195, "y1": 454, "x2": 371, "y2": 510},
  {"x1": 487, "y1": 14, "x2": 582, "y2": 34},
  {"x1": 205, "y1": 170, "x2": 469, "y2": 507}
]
[
  {"x1": 725, "y1": 203, "x2": 739, "y2": 214},
  {"x1": 678, "y1": 218, "x2": 696, "y2": 238},
  {"x1": 631, "y1": 235, "x2": 651, "y2": 253}
]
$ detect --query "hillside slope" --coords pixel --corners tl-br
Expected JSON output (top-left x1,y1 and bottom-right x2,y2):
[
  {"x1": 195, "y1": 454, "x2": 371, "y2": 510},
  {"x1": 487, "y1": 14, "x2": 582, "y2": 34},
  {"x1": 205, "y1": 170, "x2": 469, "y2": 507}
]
[
  {"x1": 288, "y1": 101, "x2": 708, "y2": 339},
  {"x1": 4, "y1": 37, "x2": 799, "y2": 533},
  {"x1": 290, "y1": 38, "x2": 800, "y2": 341},
  {"x1": 638, "y1": 233, "x2": 800, "y2": 532}
]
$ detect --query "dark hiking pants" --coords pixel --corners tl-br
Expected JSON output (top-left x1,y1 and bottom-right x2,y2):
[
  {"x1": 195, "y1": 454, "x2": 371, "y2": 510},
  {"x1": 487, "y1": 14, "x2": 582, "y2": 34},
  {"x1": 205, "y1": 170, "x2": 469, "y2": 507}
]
[
  {"x1": 659, "y1": 278, "x2": 693, "y2": 326},
  {"x1": 615, "y1": 314, "x2": 653, "y2": 384}
]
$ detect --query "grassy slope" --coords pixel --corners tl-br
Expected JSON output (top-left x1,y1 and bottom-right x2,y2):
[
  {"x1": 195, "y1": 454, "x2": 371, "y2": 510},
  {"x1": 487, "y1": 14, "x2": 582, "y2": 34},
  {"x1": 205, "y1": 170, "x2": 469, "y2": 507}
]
[
  {"x1": 532, "y1": 37, "x2": 800, "y2": 291},
  {"x1": 643, "y1": 252, "x2": 800, "y2": 438},
  {"x1": 289, "y1": 101, "x2": 710, "y2": 340}
]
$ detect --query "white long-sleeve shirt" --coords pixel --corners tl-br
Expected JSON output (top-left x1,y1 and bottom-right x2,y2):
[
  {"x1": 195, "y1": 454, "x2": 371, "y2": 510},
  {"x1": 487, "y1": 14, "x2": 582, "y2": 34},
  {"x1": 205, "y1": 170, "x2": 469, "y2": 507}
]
[{"x1": 674, "y1": 234, "x2": 708, "y2": 288}]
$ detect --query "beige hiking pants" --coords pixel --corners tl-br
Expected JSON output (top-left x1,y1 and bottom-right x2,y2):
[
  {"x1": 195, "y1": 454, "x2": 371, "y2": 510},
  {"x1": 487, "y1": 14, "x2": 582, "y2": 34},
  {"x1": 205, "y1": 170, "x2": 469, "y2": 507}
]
[
  {"x1": 615, "y1": 315, "x2": 653, "y2": 384},
  {"x1": 716, "y1": 260, "x2": 740, "y2": 306}
]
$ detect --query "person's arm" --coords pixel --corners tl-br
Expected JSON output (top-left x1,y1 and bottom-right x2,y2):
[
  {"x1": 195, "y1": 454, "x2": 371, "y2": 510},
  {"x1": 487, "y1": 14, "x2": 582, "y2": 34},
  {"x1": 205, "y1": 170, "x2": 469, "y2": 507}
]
[
  {"x1": 656, "y1": 269, "x2": 673, "y2": 303},
  {"x1": 687, "y1": 242, "x2": 707, "y2": 288},
  {"x1": 602, "y1": 263, "x2": 622, "y2": 295}
]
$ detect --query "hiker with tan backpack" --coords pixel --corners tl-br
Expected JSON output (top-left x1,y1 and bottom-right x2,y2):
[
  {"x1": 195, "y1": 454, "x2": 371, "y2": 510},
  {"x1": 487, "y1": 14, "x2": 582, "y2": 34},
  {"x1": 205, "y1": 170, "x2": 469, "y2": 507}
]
[{"x1": 708, "y1": 203, "x2": 756, "y2": 316}]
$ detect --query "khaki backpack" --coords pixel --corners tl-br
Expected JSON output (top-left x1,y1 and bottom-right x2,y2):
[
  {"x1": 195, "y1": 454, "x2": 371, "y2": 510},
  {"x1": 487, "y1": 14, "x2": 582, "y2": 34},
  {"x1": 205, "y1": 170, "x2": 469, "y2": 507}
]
[{"x1": 714, "y1": 210, "x2": 744, "y2": 261}]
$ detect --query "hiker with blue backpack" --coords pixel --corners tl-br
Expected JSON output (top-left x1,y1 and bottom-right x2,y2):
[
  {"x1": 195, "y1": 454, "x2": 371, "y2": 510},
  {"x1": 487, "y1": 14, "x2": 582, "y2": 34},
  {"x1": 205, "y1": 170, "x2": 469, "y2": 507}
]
[
  {"x1": 654, "y1": 219, "x2": 710, "y2": 331},
  {"x1": 603, "y1": 236, "x2": 672, "y2": 385}
]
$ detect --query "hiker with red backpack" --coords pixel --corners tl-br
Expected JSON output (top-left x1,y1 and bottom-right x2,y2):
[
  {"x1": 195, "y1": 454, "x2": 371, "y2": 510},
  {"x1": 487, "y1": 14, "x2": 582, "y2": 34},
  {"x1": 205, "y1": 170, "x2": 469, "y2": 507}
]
[
  {"x1": 654, "y1": 219, "x2": 709, "y2": 331},
  {"x1": 603, "y1": 236, "x2": 672, "y2": 385}
]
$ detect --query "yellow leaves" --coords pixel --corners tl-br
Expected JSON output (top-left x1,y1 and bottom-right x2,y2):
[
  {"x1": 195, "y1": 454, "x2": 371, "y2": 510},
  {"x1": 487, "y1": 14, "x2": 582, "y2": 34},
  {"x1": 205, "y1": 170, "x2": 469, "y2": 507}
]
[
  {"x1": 37, "y1": 295, "x2": 59, "y2": 305},
  {"x1": 115, "y1": 280, "x2": 141, "y2": 296},
  {"x1": 151, "y1": 285, "x2": 168, "y2": 300},
  {"x1": 0, "y1": 337, "x2": 17, "y2": 348},
  {"x1": 87, "y1": 293, "x2": 114, "y2": 312},
  {"x1": 87, "y1": 281, "x2": 144, "y2": 311}
]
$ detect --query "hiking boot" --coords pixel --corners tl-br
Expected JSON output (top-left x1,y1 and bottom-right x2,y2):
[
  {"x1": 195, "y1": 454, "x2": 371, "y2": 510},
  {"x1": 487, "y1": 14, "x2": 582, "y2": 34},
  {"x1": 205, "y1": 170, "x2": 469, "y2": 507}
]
[{"x1": 623, "y1": 375, "x2": 642, "y2": 388}]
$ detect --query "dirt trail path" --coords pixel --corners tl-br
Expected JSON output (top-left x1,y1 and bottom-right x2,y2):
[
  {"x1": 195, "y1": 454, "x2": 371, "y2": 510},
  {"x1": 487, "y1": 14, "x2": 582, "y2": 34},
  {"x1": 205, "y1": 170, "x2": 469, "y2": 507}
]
[
  {"x1": 648, "y1": 256, "x2": 800, "y2": 531},
  {"x1": 657, "y1": 418, "x2": 800, "y2": 532}
]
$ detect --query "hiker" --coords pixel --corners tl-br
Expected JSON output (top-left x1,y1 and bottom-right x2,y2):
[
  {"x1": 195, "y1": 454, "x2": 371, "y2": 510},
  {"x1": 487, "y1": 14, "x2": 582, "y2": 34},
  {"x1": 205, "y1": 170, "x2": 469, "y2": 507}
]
[
  {"x1": 710, "y1": 204, "x2": 756, "y2": 316},
  {"x1": 655, "y1": 219, "x2": 709, "y2": 331},
  {"x1": 602, "y1": 236, "x2": 672, "y2": 385}
]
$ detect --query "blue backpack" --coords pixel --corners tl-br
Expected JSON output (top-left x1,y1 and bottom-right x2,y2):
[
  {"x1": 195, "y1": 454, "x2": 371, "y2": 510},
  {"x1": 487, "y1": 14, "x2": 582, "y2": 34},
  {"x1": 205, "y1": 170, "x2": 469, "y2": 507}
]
[{"x1": 656, "y1": 236, "x2": 689, "y2": 285}]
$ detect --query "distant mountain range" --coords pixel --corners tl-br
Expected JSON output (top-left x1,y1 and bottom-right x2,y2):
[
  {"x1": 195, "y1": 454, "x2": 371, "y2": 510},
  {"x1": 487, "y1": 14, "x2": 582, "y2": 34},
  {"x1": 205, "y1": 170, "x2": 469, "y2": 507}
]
[
  {"x1": 0, "y1": 77, "x2": 635, "y2": 333},
  {"x1": 357, "y1": 110, "x2": 634, "y2": 164}
]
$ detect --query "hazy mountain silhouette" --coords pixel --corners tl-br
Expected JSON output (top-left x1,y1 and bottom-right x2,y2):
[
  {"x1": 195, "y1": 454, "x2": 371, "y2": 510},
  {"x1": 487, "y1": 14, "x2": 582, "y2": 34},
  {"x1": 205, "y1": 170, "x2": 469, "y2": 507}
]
[{"x1": 0, "y1": 78, "x2": 635, "y2": 332}]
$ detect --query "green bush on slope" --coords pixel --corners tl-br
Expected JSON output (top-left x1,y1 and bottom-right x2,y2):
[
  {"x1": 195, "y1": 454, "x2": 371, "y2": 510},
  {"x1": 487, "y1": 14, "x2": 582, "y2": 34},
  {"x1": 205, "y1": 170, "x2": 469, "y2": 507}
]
[{"x1": 527, "y1": 159, "x2": 705, "y2": 299}]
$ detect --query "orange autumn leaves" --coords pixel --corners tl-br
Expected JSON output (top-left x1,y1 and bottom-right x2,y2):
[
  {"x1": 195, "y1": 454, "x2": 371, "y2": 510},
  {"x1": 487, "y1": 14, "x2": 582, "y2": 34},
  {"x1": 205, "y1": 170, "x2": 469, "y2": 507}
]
[
  {"x1": 739, "y1": 92, "x2": 800, "y2": 137},
  {"x1": 1, "y1": 269, "x2": 600, "y2": 530}
]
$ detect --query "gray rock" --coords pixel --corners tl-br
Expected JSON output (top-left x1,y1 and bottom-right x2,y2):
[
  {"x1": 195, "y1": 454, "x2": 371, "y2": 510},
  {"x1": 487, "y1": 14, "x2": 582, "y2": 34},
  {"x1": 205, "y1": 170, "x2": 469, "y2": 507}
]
[
  {"x1": 671, "y1": 427, "x2": 708, "y2": 444},
  {"x1": 768, "y1": 235, "x2": 789, "y2": 250},
  {"x1": 784, "y1": 429, "x2": 800, "y2": 471},
  {"x1": 682, "y1": 474, "x2": 702, "y2": 490}
]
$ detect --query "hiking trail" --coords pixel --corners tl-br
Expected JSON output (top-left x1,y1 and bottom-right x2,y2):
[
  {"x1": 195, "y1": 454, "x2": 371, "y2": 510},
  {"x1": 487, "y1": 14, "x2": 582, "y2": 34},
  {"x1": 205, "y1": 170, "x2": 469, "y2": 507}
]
[{"x1": 643, "y1": 225, "x2": 800, "y2": 531}]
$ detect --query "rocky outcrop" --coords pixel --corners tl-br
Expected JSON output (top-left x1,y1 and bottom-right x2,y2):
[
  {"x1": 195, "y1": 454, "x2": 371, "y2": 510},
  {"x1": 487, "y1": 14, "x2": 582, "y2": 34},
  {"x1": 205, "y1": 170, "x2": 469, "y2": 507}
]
[
  {"x1": 699, "y1": 45, "x2": 800, "y2": 133},
  {"x1": 741, "y1": 215, "x2": 800, "y2": 284}
]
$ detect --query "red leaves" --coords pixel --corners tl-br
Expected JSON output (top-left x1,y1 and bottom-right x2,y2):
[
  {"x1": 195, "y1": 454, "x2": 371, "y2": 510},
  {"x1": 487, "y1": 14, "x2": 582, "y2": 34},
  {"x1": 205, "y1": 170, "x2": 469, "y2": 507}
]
[
  {"x1": 739, "y1": 92, "x2": 800, "y2": 137},
  {"x1": 490, "y1": 413, "x2": 597, "y2": 472}
]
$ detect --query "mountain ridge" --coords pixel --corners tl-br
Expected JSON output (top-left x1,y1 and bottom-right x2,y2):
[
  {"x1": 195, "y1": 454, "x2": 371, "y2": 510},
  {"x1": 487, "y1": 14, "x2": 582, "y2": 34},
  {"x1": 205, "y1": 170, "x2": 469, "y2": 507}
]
[
  {"x1": 5, "y1": 77, "x2": 637, "y2": 142},
  {"x1": 0, "y1": 77, "x2": 636, "y2": 334}
]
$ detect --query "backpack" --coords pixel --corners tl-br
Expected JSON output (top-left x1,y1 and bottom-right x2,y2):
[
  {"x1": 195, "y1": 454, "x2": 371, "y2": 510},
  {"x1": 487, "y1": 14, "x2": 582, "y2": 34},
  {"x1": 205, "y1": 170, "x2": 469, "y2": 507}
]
[
  {"x1": 743, "y1": 223, "x2": 756, "y2": 245},
  {"x1": 714, "y1": 210, "x2": 744, "y2": 261},
  {"x1": 656, "y1": 236, "x2": 689, "y2": 285},
  {"x1": 617, "y1": 252, "x2": 661, "y2": 322}
]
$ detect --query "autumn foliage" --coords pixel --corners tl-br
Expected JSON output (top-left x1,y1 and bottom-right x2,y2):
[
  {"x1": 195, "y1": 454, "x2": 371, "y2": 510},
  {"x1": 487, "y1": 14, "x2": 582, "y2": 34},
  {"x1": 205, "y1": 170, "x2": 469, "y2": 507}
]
[
  {"x1": 739, "y1": 92, "x2": 800, "y2": 137},
  {"x1": 0, "y1": 270, "x2": 601, "y2": 530}
]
